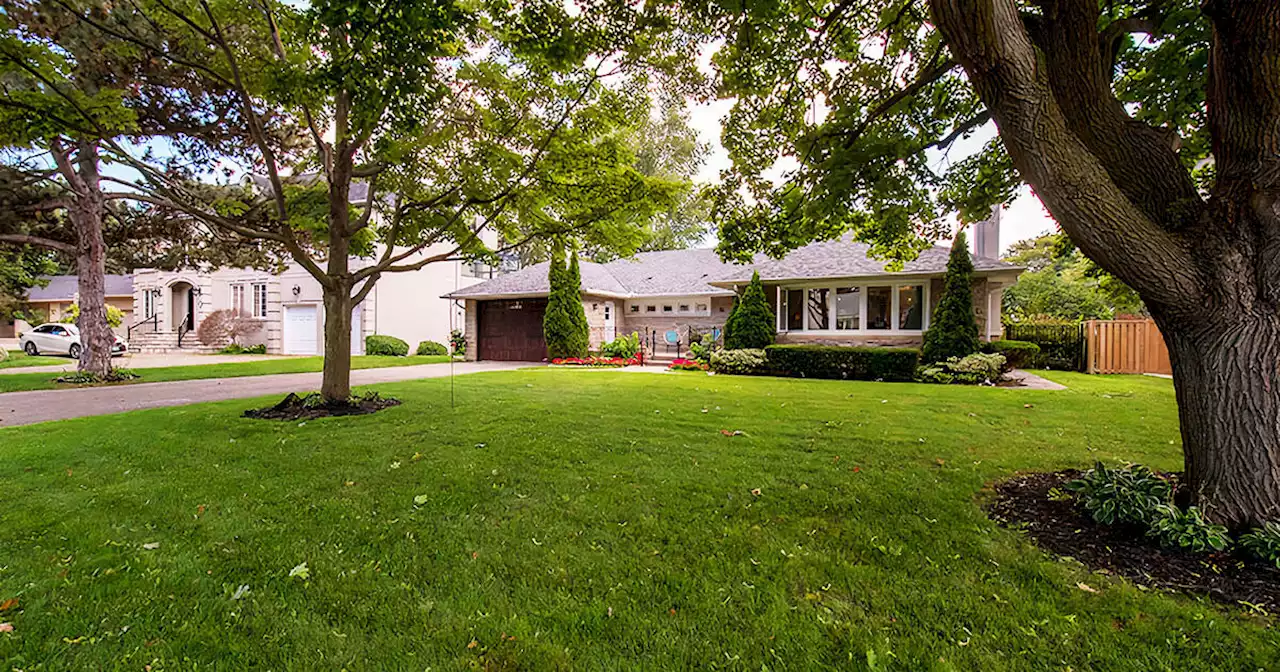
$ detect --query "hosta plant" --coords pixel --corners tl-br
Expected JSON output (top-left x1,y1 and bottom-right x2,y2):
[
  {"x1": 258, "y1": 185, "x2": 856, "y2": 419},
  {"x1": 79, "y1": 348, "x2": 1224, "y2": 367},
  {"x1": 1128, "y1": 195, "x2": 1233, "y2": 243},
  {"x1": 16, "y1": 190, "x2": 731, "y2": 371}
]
[
  {"x1": 1146, "y1": 504, "x2": 1230, "y2": 553},
  {"x1": 1066, "y1": 462, "x2": 1172, "y2": 528},
  {"x1": 1239, "y1": 522, "x2": 1280, "y2": 569}
]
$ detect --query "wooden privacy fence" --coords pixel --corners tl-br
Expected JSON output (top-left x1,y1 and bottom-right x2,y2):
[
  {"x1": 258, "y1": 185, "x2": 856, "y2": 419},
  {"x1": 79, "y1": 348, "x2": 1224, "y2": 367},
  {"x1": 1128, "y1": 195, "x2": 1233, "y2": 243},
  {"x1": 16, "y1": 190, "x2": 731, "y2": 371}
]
[{"x1": 1083, "y1": 319, "x2": 1172, "y2": 375}]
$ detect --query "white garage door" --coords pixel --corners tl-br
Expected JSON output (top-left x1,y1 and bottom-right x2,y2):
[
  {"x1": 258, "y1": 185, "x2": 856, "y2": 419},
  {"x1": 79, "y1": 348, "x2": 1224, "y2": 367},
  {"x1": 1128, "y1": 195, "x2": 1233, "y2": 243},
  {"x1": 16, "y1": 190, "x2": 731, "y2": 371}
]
[{"x1": 283, "y1": 305, "x2": 318, "y2": 355}]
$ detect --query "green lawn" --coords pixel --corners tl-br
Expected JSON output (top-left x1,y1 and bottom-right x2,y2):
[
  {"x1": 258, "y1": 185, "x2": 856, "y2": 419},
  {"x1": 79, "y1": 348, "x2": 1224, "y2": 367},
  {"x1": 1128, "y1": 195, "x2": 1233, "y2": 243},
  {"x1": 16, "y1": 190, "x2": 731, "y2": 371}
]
[
  {"x1": 0, "y1": 351, "x2": 68, "y2": 370},
  {"x1": 0, "y1": 354, "x2": 453, "y2": 393},
  {"x1": 0, "y1": 370, "x2": 1272, "y2": 669}
]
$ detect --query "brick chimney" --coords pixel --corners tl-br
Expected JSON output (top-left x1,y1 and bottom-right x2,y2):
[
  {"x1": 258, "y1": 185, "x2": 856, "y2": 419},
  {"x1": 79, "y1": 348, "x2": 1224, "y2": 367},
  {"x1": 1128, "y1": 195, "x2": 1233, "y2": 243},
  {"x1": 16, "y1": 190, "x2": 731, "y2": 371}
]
[{"x1": 972, "y1": 206, "x2": 1001, "y2": 259}]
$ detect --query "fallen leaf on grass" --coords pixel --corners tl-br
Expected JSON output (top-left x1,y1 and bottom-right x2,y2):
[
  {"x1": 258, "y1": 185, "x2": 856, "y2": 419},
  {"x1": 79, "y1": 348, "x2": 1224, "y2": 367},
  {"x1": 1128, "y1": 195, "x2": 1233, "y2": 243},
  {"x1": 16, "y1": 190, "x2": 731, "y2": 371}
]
[
  {"x1": 231, "y1": 585, "x2": 251, "y2": 600},
  {"x1": 0, "y1": 623, "x2": 12, "y2": 633},
  {"x1": 467, "y1": 639, "x2": 479, "y2": 649},
  {"x1": 142, "y1": 542, "x2": 160, "y2": 551},
  {"x1": 196, "y1": 504, "x2": 207, "y2": 517},
  {"x1": 413, "y1": 494, "x2": 429, "y2": 506},
  {"x1": 1024, "y1": 404, "x2": 1034, "y2": 409},
  {"x1": 750, "y1": 488, "x2": 762, "y2": 497},
  {"x1": 289, "y1": 562, "x2": 310, "y2": 580},
  {"x1": 0, "y1": 598, "x2": 16, "y2": 612},
  {"x1": 1076, "y1": 582, "x2": 1099, "y2": 593},
  {"x1": 719, "y1": 429, "x2": 744, "y2": 437}
]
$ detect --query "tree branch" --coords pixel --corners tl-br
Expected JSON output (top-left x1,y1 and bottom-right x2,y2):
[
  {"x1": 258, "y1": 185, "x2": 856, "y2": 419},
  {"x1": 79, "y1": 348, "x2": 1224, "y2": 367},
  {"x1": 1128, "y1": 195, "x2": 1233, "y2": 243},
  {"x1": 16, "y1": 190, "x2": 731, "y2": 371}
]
[{"x1": 0, "y1": 233, "x2": 76, "y2": 254}]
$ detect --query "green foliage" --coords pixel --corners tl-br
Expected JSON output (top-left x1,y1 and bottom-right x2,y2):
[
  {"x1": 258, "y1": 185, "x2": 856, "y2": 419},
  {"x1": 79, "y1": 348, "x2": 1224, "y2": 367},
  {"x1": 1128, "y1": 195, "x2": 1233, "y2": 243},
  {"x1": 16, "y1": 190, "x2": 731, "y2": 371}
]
[
  {"x1": 0, "y1": 247, "x2": 56, "y2": 321},
  {"x1": 0, "y1": 348, "x2": 7, "y2": 363},
  {"x1": 61, "y1": 303, "x2": 124, "y2": 328},
  {"x1": 1003, "y1": 233, "x2": 1145, "y2": 323},
  {"x1": 600, "y1": 331, "x2": 641, "y2": 359},
  {"x1": 1239, "y1": 522, "x2": 1280, "y2": 569},
  {"x1": 764, "y1": 345, "x2": 918, "y2": 382},
  {"x1": 415, "y1": 341, "x2": 448, "y2": 356},
  {"x1": 687, "y1": 333, "x2": 717, "y2": 363},
  {"x1": 543, "y1": 247, "x2": 588, "y2": 359},
  {"x1": 365, "y1": 335, "x2": 409, "y2": 357},
  {"x1": 449, "y1": 329, "x2": 467, "y2": 356},
  {"x1": 922, "y1": 232, "x2": 980, "y2": 364},
  {"x1": 916, "y1": 353, "x2": 1007, "y2": 385},
  {"x1": 709, "y1": 348, "x2": 768, "y2": 376},
  {"x1": 219, "y1": 343, "x2": 268, "y2": 355},
  {"x1": 1146, "y1": 505, "x2": 1230, "y2": 553},
  {"x1": 981, "y1": 340, "x2": 1040, "y2": 369},
  {"x1": 54, "y1": 368, "x2": 140, "y2": 385},
  {"x1": 1067, "y1": 463, "x2": 1173, "y2": 528},
  {"x1": 724, "y1": 271, "x2": 774, "y2": 350}
]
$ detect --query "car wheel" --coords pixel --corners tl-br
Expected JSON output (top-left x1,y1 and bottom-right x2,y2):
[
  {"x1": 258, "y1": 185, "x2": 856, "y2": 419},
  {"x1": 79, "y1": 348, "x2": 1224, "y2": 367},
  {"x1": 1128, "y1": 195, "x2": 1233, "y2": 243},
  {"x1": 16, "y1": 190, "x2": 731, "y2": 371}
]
[
  {"x1": 24, "y1": 341, "x2": 37, "y2": 356},
  {"x1": 68, "y1": 344, "x2": 82, "y2": 360}
]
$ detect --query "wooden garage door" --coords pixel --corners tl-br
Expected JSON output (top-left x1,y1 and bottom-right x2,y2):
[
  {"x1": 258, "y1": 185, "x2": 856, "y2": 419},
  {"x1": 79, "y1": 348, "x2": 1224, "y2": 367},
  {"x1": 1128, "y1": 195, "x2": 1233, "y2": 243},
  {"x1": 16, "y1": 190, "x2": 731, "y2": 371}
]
[{"x1": 478, "y1": 299, "x2": 547, "y2": 361}]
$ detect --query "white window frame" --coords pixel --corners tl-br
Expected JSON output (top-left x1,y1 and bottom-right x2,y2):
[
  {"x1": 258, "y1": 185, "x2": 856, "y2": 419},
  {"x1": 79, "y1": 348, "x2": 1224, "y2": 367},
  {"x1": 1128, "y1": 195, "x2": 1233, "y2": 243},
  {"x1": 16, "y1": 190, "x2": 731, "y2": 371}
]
[
  {"x1": 143, "y1": 290, "x2": 156, "y2": 319},
  {"x1": 231, "y1": 281, "x2": 269, "y2": 319},
  {"x1": 775, "y1": 280, "x2": 931, "y2": 335}
]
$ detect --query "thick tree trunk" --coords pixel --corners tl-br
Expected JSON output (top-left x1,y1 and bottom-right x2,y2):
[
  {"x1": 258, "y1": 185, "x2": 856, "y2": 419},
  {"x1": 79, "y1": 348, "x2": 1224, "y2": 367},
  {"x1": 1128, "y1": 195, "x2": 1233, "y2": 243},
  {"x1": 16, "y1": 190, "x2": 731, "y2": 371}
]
[
  {"x1": 68, "y1": 142, "x2": 113, "y2": 377},
  {"x1": 1162, "y1": 314, "x2": 1280, "y2": 529},
  {"x1": 320, "y1": 285, "x2": 352, "y2": 402}
]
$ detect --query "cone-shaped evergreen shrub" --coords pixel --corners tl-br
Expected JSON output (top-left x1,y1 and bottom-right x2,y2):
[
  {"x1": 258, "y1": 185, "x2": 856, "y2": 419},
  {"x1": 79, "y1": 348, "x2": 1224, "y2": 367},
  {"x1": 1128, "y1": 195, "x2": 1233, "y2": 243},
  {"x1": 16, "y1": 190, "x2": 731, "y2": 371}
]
[
  {"x1": 724, "y1": 271, "x2": 775, "y2": 350},
  {"x1": 566, "y1": 250, "x2": 590, "y2": 355},
  {"x1": 544, "y1": 247, "x2": 586, "y2": 359},
  {"x1": 922, "y1": 230, "x2": 981, "y2": 363}
]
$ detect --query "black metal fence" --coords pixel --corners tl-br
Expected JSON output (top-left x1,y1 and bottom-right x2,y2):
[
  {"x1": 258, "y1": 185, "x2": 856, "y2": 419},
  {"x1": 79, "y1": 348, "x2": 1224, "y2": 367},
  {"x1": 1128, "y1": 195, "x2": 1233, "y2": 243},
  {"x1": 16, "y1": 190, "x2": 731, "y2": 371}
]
[{"x1": 1004, "y1": 323, "x2": 1086, "y2": 371}]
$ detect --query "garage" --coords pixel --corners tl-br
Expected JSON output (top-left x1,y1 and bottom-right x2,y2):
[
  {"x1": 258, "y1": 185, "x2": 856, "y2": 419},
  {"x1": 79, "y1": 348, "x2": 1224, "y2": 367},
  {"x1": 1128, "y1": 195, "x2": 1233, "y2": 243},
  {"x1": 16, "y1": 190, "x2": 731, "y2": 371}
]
[
  {"x1": 478, "y1": 299, "x2": 547, "y2": 361},
  {"x1": 283, "y1": 304, "x2": 318, "y2": 355}
]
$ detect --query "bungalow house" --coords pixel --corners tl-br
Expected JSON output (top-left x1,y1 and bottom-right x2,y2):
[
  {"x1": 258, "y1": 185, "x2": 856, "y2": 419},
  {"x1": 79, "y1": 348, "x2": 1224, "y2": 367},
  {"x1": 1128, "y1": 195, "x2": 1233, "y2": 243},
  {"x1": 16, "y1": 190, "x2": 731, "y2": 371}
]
[
  {"x1": 5, "y1": 275, "x2": 135, "y2": 339},
  {"x1": 446, "y1": 221, "x2": 1023, "y2": 361}
]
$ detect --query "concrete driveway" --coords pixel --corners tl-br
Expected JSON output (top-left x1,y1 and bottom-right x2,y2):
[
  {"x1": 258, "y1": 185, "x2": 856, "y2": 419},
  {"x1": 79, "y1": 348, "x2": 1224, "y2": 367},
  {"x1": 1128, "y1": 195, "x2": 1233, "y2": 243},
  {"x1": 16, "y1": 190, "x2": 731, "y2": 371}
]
[{"x1": 0, "y1": 361, "x2": 529, "y2": 428}]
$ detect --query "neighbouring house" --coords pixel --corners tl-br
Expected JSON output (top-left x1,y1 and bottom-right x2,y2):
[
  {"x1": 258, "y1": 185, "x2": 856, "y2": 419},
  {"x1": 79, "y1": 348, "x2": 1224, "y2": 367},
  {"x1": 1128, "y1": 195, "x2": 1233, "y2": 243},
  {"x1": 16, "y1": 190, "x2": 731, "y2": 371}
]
[
  {"x1": 7, "y1": 275, "x2": 135, "y2": 339},
  {"x1": 446, "y1": 218, "x2": 1022, "y2": 361},
  {"x1": 127, "y1": 251, "x2": 504, "y2": 354}
]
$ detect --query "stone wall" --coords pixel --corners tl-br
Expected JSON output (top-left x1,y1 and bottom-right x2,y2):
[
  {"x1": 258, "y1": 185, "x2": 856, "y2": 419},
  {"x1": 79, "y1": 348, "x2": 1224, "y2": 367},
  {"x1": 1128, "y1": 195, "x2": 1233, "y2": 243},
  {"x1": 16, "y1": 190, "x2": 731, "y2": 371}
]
[{"x1": 463, "y1": 299, "x2": 479, "y2": 362}]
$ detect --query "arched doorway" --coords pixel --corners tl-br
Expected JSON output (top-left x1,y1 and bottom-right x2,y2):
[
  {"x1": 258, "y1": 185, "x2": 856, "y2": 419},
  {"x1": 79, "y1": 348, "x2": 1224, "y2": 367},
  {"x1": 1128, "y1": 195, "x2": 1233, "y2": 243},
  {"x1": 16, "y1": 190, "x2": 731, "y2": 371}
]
[{"x1": 170, "y1": 281, "x2": 196, "y2": 332}]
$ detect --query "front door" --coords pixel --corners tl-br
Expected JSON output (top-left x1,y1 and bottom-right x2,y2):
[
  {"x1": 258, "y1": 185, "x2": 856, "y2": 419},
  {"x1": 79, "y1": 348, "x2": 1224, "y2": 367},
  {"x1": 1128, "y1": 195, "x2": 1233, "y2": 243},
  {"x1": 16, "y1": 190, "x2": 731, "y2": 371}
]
[{"x1": 603, "y1": 301, "x2": 615, "y2": 341}]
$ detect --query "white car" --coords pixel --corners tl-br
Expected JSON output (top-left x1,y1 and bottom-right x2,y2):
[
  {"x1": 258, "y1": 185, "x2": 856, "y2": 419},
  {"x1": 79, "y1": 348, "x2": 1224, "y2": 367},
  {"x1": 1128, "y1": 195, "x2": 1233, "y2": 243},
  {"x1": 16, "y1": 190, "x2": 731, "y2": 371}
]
[{"x1": 19, "y1": 323, "x2": 128, "y2": 359}]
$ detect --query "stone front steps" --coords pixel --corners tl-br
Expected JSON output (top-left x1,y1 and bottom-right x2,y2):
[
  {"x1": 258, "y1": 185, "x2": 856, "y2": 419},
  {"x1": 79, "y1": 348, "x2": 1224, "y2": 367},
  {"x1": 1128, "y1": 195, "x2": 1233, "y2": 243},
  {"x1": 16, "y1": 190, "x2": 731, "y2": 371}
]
[{"x1": 126, "y1": 330, "x2": 223, "y2": 354}]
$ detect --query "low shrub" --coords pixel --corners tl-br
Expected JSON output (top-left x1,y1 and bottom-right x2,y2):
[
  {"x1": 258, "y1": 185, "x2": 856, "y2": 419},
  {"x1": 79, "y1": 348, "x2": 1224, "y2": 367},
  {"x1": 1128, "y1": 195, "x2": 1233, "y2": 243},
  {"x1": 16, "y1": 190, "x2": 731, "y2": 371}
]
[
  {"x1": 710, "y1": 348, "x2": 768, "y2": 376},
  {"x1": 600, "y1": 332, "x2": 641, "y2": 359},
  {"x1": 917, "y1": 353, "x2": 1007, "y2": 385},
  {"x1": 0, "y1": 348, "x2": 7, "y2": 363},
  {"x1": 1239, "y1": 522, "x2": 1280, "y2": 568},
  {"x1": 981, "y1": 339, "x2": 1041, "y2": 369},
  {"x1": 667, "y1": 358, "x2": 708, "y2": 371},
  {"x1": 688, "y1": 334, "x2": 717, "y2": 363},
  {"x1": 1146, "y1": 504, "x2": 1230, "y2": 553},
  {"x1": 550, "y1": 356, "x2": 640, "y2": 367},
  {"x1": 416, "y1": 340, "x2": 448, "y2": 356},
  {"x1": 366, "y1": 334, "x2": 409, "y2": 357},
  {"x1": 763, "y1": 345, "x2": 919, "y2": 382},
  {"x1": 1066, "y1": 462, "x2": 1172, "y2": 528},
  {"x1": 54, "y1": 368, "x2": 141, "y2": 385},
  {"x1": 449, "y1": 329, "x2": 467, "y2": 356},
  {"x1": 219, "y1": 343, "x2": 267, "y2": 355}
]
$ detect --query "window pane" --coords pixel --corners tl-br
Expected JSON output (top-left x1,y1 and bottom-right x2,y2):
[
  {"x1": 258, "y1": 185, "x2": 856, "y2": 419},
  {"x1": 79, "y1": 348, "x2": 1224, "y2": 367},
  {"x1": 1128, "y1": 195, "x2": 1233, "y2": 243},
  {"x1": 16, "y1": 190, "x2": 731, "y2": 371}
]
[
  {"x1": 807, "y1": 288, "x2": 829, "y2": 330},
  {"x1": 898, "y1": 285, "x2": 924, "y2": 330},
  {"x1": 786, "y1": 289, "x2": 804, "y2": 330},
  {"x1": 867, "y1": 286, "x2": 891, "y2": 330},
  {"x1": 836, "y1": 287, "x2": 860, "y2": 330}
]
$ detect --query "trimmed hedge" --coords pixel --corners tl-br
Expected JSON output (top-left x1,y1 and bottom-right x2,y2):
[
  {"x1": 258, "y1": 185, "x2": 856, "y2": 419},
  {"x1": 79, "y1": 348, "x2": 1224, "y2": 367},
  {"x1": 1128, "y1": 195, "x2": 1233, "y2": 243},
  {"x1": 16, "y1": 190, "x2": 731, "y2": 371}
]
[
  {"x1": 710, "y1": 348, "x2": 768, "y2": 375},
  {"x1": 764, "y1": 345, "x2": 919, "y2": 382},
  {"x1": 366, "y1": 334, "x2": 410, "y2": 356},
  {"x1": 982, "y1": 339, "x2": 1040, "y2": 368},
  {"x1": 416, "y1": 340, "x2": 448, "y2": 356}
]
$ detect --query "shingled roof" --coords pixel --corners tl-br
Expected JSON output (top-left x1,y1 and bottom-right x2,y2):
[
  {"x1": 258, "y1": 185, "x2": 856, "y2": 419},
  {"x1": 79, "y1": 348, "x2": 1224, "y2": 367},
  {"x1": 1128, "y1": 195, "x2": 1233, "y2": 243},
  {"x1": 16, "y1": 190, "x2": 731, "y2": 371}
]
[
  {"x1": 26, "y1": 275, "x2": 134, "y2": 301},
  {"x1": 445, "y1": 234, "x2": 1021, "y2": 300}
]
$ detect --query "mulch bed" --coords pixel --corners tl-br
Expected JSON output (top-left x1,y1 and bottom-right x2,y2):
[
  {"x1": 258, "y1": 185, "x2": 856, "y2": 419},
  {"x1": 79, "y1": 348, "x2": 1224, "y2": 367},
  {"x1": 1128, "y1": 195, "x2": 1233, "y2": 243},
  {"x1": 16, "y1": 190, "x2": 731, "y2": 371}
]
[
  {"x1": 988, "y1": 470, "x2": 1280, "y2": 613},
  {"x1": 243, "y1": 392, "x2": 401, "y2": 421}
]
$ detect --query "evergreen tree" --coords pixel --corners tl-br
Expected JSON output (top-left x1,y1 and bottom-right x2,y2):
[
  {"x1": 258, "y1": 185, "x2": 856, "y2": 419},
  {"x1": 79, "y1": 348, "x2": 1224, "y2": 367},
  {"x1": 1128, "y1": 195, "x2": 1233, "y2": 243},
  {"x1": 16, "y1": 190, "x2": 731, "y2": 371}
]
[
  {"x1": 566, "y1": 250, "x2": 590, "y2": 355},
  {"x1": 724, "y1": 271, "x2": 775, "y2": 349},
  {"x1": 543, "y1": 247, "x2": 576, "y2": 359},
  {"x1": 922, "y1": 231, "x2": 981, "y2": 363}
]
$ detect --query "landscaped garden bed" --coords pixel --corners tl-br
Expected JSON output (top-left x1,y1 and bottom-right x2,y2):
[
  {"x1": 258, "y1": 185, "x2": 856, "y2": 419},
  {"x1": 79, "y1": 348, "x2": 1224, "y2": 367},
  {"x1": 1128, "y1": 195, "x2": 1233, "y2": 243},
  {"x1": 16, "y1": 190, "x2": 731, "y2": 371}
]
[
  {"x1": 242, "y1": 391, "x2": 401, "y2": 420},
  {"x1": 550, "y1": 355, "x2": 641, "y2": 367},
  {"x1": 989, "y1": 469, "x2": 1280, "y2": 612}
]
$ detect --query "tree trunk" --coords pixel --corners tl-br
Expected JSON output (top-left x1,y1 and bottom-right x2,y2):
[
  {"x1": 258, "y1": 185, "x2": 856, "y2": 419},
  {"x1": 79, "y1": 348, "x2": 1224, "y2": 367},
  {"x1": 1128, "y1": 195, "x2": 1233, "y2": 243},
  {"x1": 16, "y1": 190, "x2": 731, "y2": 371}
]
[
  {"x1": 320, "y1": 285, "x2": 353, "y2": 402},
  {"x1": 69, "y1": 142, "x2": 113, "y2": 377},
  {"x1": 1162, "y1": 313, "x2": 1280, "y2": 529}
]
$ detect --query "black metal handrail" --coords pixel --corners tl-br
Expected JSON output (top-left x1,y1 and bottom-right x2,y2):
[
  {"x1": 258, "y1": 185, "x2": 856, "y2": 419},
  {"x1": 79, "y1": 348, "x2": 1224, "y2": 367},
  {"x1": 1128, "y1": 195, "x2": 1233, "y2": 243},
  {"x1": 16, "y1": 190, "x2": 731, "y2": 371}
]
[
  {"x1": 177, "y1": 312, "x2": 193, "y2": 348},
  {"x1": 127, "y1": 313, "x2": 158, "y2": 341}
]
